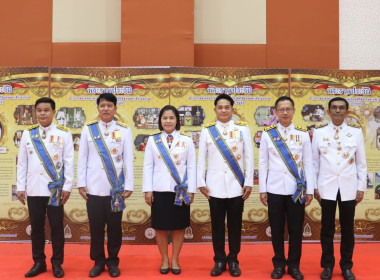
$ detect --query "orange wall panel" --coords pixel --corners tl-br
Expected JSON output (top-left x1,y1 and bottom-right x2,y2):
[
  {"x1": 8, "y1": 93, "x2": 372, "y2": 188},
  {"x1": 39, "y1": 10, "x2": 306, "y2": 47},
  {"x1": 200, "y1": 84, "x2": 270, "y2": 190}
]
[
  {"x1": 0, "y1": 0, "x2": 52, "y2": 66},
  {"x1": 194, "y1": 44, "x2": 267, "y2": 68},
  {"x1": 121, "y1": 0, "x2": 194, "y2": 66},
  {"x1": 266, "y1": 0, "x2": 339, "y2": 69},
  {"x1": 52, "y1": 43, "x2": 121, "y2": 67}
]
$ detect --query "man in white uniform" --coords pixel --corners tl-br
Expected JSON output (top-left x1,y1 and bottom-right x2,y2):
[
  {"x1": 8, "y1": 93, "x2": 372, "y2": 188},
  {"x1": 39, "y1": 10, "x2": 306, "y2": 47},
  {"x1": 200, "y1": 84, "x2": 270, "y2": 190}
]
[
  {"x1": 312, "y1": 97, "x2": 367, "y2": 280},
  {"x1": 198, "y1": 94, "x2": 254, "y2": 277},
  {"x1": 77, "y1": 93, "x2": 134, "y2": 278},
  {"x1": 17, "y1": 97, "x2": 74, "y2": 278},
  {"x1": 259, "y1": 96, "x2": 314, "y2": 280}
]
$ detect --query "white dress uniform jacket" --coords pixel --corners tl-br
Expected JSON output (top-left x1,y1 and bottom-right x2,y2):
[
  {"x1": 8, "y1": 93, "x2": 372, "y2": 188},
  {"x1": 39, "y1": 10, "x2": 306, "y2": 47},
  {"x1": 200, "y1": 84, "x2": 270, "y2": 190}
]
[
  {"x1": 259, "y1": 123, "x2": 314, "y2": 195},
  {"x1": 17, "y1": 123, "x2": 74, "y2": 196},
  {"x1": 142, "y1": 130, "x2": 196, "y2": 193},
  {"x1": 312, "y1": 122, "x2": 367, "y2": 201},
  {"x1": 77, "y1": 120, "x2": 134, "y2": 195},
  {"x1": 197, "y1": 120, "x2": 254, "y2": 199}
]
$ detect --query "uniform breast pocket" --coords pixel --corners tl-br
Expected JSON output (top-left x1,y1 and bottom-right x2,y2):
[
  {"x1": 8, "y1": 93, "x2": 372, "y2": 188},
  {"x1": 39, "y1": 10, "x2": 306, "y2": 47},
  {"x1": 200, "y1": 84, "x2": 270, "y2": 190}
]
[
  {"x1": 344, "y1": 141, "x2": 357, "y2": 154},
  {"x1": 318, "y1": 143, "x2": 328, "y2": 157}
]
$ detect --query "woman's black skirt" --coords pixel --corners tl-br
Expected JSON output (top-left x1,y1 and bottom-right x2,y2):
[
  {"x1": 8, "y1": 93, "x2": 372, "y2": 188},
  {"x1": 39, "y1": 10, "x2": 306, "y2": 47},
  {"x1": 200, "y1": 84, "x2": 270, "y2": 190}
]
[{"x1": 151, "y1": 191, "x2": 190, "y2": 230}]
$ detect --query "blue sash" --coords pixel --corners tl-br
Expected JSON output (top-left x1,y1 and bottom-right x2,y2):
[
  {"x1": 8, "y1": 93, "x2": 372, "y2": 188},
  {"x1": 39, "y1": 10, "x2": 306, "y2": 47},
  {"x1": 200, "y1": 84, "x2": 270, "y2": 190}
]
[
  {"x1": 267, "y1": 127, "x2": 306, "y2": 204},
  {"x1": 153, "y1": 134, "x2": 191, "y2": 206},
  {"x1": 30, "y1": 127, "x2": 64, "y2": 206},
  {"x1": 89, "y1": 123, "x2": 125, "y2": 212},
  {"x1": 207, "y1": 126, "x2": 244, "y2": 187}
]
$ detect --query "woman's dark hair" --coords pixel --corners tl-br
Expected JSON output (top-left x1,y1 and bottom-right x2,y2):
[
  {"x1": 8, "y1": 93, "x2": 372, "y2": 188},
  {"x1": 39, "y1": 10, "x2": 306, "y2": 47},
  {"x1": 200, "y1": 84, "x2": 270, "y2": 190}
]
[{"x1": 158, "y1": 105, "x2": 180, "y2": 131}]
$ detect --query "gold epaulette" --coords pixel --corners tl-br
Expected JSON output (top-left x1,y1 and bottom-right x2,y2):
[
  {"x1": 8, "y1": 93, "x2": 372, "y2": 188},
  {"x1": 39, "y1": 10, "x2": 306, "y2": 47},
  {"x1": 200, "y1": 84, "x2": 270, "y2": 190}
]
[
  {"x1": 234, "y1": 121, "x2": 248, "y2": 126},
  {"x1": 86, "y1": 120, "x2": 98, "y2": 126},
  {"x1": 347, "y1": 122, "x2": 361, "y2": 128},
  {"x1": 294, "y1": 125, "x2": 307, "y2": 132},
  {"x1": 264, "y1": 124, "x2": 277, "y2": 132},
  {"x1": 203, "y1": 122, "x2": 216, "y2": 128},
  {"x1": 117, "y1": 121, "x2": 129, "y2": 128},
  {"x1": 180, "y1": 131, "x2": 192, "y2": 138},
  {"x1": 57, "y1": 125, "x2": 69, "y2": 132},
  {"x1": 26, "y1": 124, "x2": 39, "y2": 130},
  {"x1": 315, "y1": 123, "x2": 328, "y2": 129},
  {"x1": 150, "y1": 132, "x2": 161, "y2": 136}
]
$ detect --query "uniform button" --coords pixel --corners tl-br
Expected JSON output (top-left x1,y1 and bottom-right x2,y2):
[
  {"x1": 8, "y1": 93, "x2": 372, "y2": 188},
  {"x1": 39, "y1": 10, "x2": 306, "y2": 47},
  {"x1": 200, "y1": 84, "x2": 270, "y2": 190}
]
[
  {"x1": 337, "y1": 152, "x2": 340, "y2": 155},
  {"x1": 338, "y1": 174, "x2": 340, "y2": 176},
  {"x1": 224, "y1": 171, "x2": 227, "y2": 173},
  {"x1": 338, "y1": 162, "x2": 340, "y2": 165},
  {"x1": 40, "y1": 172, "x2": 43, "y2": 175},
  {"x1": 101, "y1": 167, "x2": 104, "y2": 170},
  {"x1": 224, "y1": 160, "x2": 227, "y2": 163},
  {"x1": 40, "y1": 161, "x2": 43, "y2": 165},
  {"x1": 168, "y1": 170, "x2": 170, "y2": 172},
  {"x1": 284, "y1": 171, "x2": 287, "y2": 174}
]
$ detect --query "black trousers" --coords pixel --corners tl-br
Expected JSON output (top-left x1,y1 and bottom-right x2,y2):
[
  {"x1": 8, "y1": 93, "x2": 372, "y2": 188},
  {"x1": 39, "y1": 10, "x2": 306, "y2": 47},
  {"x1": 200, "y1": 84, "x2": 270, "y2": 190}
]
[
  {"x1": 27, "y1": 196, "x2": 64, "y2": 265},
  {"x1": 86, "y1": 194, "x2": 123, "y2": 267},
  {"x1": 320, "y1": 191, "x2": 356, "y2": 270},
  {"x1": 209, "y1": 196, "x2": 244, "y2": 265},
  {"x1": 267, "y1": 193, "x2": 305, "y2": 270}
]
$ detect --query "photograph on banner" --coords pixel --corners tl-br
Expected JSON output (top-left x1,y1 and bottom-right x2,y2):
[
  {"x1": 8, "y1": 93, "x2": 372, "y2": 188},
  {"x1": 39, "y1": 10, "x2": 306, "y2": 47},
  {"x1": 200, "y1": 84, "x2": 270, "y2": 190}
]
[
  {"x1": 291, "y1": 69, "x2": 380, "y2": 241},
  {"x1": 0, "y1": 67, "x2": 49, "y2": 241},
  {"x1": 50, "y1": 67, "x2": 170, "y2": 243},
  {"x1": 170, "y1": 67, "x2": 289, "y2": 242}
]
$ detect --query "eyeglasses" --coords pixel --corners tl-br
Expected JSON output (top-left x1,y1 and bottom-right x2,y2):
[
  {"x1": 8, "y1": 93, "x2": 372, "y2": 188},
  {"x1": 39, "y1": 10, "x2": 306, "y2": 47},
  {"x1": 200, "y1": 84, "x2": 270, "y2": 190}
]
[
  {"x1": 330, "y1": 105, "x2": 346, "y2": 111},
  {"x1": 276, "y1": 108, "x2": 294, "y2": 113}
]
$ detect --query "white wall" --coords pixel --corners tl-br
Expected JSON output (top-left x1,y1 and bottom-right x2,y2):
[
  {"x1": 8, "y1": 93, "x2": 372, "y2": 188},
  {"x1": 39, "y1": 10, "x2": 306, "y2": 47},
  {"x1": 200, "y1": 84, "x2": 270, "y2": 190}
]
[
  {"x1": 194, "y1": 0, "x2": 266, "y2": 44},
  {"x1": 53, "y1": 0, "x2": 121, "y2": 42},
  {"x1": 340, "y1": 0, "x2": 380, "y2": 69}
]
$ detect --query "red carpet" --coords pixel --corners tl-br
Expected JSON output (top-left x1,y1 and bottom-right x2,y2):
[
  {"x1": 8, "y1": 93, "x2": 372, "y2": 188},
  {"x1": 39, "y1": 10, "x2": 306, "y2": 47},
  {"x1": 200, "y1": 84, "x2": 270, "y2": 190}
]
[{"x1": 0, "y1": 243, "x2": 378, "y2": 279}]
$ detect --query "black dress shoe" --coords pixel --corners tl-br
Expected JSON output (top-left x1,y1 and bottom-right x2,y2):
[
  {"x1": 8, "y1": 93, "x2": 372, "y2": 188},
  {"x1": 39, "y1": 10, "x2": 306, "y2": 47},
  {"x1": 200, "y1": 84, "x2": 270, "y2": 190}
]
[
  {"x1": 211, "y1": 262, "x2": 226, "y2": 276},
  {"x1": 52, "y1": 264, "x2": 64, "y2": 278},
  {"x1": 229, "y1": 262, "x2": 241, "y2": 277},
  {"x1": 160, "y1": 267, "x2": 170, "y2": 274},
  {"x1": 321, "y1": 267, "x2": 333, "y2": 280},
  {"x1": 342, "y1": 269, "x2": 355, "y2": 280},
  {"x1": 271, "y1": 267, "x2": 285, "y2": 279},
  {"x1": 25, "y1": 263, "x2": 47, "y2": 277},
  {"x1": 108, "y1": 265, "x2": 120, "y2": 277},
  {"x1": 288, "y1": 268, "x2": 304, "y2": 280},
  {"x1": 89, "y1": 265, "x2": 105, "y2": 277},
  {"x1": 171, "y1": 267, "x2": 181, "y2": 275}
]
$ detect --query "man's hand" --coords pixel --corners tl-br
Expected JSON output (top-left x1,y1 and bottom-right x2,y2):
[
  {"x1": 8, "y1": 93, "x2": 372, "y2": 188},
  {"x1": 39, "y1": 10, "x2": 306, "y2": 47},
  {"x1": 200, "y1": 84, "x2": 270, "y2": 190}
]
[
  {"x1": 305, "y1": 194, "x2": 313, "y2": 207},
  {"x1": 356, "y1": 190, "x2": 364, "y2": 205},
  {"x1": 314, "y1": 189, "x2": 321, "y2": 206},
  {"x1": 189, "y1": 193, "x2": 194, "y2": 204},
  {"x1": 61, "y1": 190, "x2": 71, "y2": 205},
  {"x1": 123, "y1": 190, "x2": 133, "y2": 199},
  {"x1": 242, "y1": 186, "x2": 252, "y2": 200},
  {"x1": 78, "y1": 187, "x2": 89, "y2": 201},
  {"x1": 17, "y1": 191, "x2": 26, "y2": 205},
  {"x1": 145, "y1": 192, "x2": 153, "y2": 206},
  {"x1": 260, "y1": 192, "x2": 268, "y2": 206},
  {"x1": 199, "y1": 187, "x2": 210, "y2": 200}
]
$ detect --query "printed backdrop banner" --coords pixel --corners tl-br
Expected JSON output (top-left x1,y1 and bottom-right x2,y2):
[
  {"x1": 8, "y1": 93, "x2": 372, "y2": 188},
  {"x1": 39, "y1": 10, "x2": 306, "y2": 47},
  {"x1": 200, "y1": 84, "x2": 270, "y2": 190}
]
[
  {"x1": 1, "y1": 67, "x2": 379, "y2": 243},
  {"x1": 170, "y1": 67, "x2": 289, "y2": 242},
  {"x1": 291, "y1": 69, "x2": 380, "y2": 241},
  {"x1": 0, "y1": 67, "x2": 49, "y2": 241}
]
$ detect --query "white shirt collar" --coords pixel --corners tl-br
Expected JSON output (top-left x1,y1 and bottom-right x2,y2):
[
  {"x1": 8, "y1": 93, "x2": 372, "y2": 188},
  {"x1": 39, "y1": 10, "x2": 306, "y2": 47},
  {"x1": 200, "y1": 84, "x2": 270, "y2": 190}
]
[{"x1": 329, "y1": 121, "x2": 346, "y2": 130}]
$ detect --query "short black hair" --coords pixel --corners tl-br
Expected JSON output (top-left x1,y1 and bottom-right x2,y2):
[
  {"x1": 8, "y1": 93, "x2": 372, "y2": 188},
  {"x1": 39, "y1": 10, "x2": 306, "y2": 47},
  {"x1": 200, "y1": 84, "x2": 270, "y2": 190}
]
[
  {"x1": 158, "y1": 105, "x2": 181, "y2": 131},
  {"x1": 214, "y1": 93, "x2": 234, "y2": 107},
  {"x1": 35, "y1": 97, "x2": 55, "y2": 110},
  {"x1": 97, "y1": 93, "x2": 117, "y2": 106},
  {"x1": 275, "y1": 96, "x2": 294, "y2": 108},
  {"x1": 328, "y1": 97, "x2": 349, "y2": 110}
]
